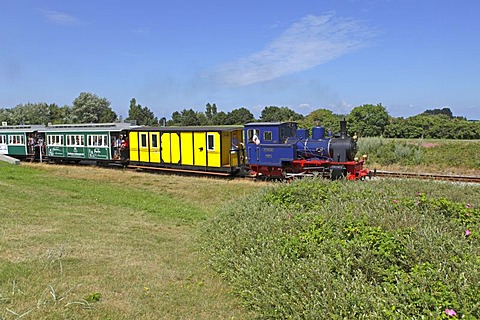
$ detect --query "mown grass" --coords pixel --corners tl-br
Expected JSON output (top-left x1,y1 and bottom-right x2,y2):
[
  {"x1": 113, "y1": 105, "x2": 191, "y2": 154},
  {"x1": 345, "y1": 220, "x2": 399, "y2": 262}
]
[
  {"x1": 0, "y1": 162, "x2": 259, "y2": 319},
  {"x1": 203, "y1": 178, "x2": 480, "y2": 319}
]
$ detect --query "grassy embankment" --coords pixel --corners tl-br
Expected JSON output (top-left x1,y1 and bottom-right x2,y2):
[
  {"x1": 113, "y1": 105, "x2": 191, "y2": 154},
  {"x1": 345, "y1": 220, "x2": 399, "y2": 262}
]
[
  {"x1": 0, "y1": 162, "x2": 258, "y2": 319},
  {"x1": 2, "y1": 156, "x2": 480, "y2": 319},
  {"x1": 204, "y1": 178, "x2": 480, "y2": 318},
  {"x1": 357, "y1": 137, "x2": 480, "y2": 176}
]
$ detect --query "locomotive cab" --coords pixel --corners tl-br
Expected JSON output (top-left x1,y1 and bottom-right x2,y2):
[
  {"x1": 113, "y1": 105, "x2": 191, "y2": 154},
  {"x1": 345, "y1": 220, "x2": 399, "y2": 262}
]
[{"x1": 244, "y1": 122, "x2": 298, "y2": 167}]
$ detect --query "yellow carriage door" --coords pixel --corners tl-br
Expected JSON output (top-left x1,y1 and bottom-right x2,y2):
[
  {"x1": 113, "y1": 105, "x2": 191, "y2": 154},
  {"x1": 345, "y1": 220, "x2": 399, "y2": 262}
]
[
  {"x1": 139, "y1": 132, "x2": 149, "y2": 162},
  {"x1": 149, "y1": 132, "x2": 160, "y2": 163},
  {"x1": 170, "y1": 132, "x2": 180, "y2": 164},
  {"x1": 129, "y1": 132, "x2": 139, "y2": 161},
  {"x1": 193, "y1": 132, "x2": 206, "y2": 166},
  {"x1": 161, "y1": 133, "x2": 171, "y2": 163},
  {"x1": 180, "y1": 132, "x2": 193, "y2": 165},
  {"x1": 206, "y1": 132, "x2": 221, "y2": 167}
]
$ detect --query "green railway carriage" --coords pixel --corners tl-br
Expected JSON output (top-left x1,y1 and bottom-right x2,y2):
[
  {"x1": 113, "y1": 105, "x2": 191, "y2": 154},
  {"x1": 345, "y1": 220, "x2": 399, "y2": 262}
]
[
  {"x1": 128, "y1": 126, "x2": 246, "y2": 175},
  {"x1": 44, "y1": 123, "x2": 135, "y2": 162},
  {"x1": 0, "y1": 124, "x2": 44, "y2": 157}
]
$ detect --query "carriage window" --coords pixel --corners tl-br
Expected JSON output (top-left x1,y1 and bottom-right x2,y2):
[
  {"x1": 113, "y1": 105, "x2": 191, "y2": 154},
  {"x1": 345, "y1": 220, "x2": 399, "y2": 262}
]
[
  {"x1": 66, "y1": 135, "x2": 84, "y2": 146},
  {"x1": 264, "y1": 131, "x2": 272, "y2": 141},
  {"x1": 247, "y1": 129, "x2": 260, "y2": 142},
  {"x1": 151, "y1": 134, "x2": 158, "y2": 148},
  {"x1": 8, "y1": 135, "x2": 24, "y2": 145},
  {"x1": 87, "y1": 135, "x2": 108, "y2": 147},
  {"x1": 141, "y1": 133, "x2": 148, "y2": 148},
  {"x1": 207, "y1": 134, "x2": 215, "y2": 151},
  {"x1": 47, "y1": 135, "x2": 63, "y2": 146},
  {"x1": 0, "y1": 135, "x2": 5, "y2": 144}
]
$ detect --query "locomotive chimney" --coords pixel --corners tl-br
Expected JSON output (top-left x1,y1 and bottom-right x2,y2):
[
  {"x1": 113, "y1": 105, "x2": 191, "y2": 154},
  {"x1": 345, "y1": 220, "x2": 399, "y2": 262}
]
[{"x1": 340, "y1": 118, "x2": 347, "y2": 139}]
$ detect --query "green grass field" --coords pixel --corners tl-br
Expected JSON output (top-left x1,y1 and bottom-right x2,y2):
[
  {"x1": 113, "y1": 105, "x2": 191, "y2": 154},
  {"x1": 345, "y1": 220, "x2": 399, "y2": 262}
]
[
  {"x1": 2, "y1": 160, "x2": 480, "y2": 319},
  {"x1": 357, "y1": 137, "x2": 480, "y2": 176},
  {"x1": 0, "y1": 162, "x2": 258, "y2": 319}
]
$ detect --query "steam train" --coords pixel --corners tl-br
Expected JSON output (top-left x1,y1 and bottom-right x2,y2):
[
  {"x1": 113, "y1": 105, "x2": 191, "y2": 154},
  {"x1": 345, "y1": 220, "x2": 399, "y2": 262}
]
[{"x1": 0, "y1": 119, "x2": 369, "y2": 180}]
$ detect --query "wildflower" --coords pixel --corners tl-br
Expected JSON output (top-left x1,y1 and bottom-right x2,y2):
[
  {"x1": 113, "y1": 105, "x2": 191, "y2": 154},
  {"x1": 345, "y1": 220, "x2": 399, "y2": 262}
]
[
  {"x1": 417, "y1": 192, "x2": 422, "y2": 196},
  {"x1": 393, "y1": 199, "x2": 398, "y2": 204},
  {"x1": 445, "y1": 308, "x2": 457, "y2": 316},
  {"x1": 466, "y1": 203, "x2": 471, "y2": 209},
  {"x1": 465, "y1": 229, "x2": 471, "y2": 237}
]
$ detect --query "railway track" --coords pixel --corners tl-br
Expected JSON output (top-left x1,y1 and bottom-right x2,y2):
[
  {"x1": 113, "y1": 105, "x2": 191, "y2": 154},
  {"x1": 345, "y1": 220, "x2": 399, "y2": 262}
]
[{"x1": 374, "y1": 170, "x2": 480, "y2": 184}]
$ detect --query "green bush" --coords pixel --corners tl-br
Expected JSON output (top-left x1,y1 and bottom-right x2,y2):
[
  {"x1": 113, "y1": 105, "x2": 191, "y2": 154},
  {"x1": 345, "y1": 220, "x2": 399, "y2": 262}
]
[{"x1": 202, "y1": 179, "x2": 480, "y2": 319}]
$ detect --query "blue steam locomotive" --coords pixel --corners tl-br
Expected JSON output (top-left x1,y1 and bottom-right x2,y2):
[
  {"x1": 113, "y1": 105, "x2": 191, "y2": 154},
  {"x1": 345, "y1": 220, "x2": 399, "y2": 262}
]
[{"x1": 243, "y1": 119, "x2": 369, "y2": 180}]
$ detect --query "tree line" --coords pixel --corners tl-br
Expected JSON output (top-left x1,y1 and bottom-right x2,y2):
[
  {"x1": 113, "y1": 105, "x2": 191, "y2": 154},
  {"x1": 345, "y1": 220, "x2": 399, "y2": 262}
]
[{"x1": 1, "y1": 92, "x2": 479, "y2": 139}]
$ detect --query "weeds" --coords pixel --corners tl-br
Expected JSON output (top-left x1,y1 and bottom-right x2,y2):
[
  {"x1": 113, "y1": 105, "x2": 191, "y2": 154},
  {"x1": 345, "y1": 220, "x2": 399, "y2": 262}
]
[{"x1": 357, "y1": 137, "x2": 479, "y2": 172}]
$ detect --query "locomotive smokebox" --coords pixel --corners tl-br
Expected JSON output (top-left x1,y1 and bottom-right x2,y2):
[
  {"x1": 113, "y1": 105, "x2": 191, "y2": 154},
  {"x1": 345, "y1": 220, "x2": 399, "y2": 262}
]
[{"x1": 329, "y1": 138, "x2": 357, "y2": 162}]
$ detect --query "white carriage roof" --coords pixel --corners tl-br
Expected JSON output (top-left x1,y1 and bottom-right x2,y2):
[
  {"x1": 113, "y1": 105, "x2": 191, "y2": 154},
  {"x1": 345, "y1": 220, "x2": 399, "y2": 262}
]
[
  {"x1": 0, "y1": 124, "x2": 45, "y2": 133},
  {"x1": 44, "y1": 122, "x2": 139, "y2": 133}
]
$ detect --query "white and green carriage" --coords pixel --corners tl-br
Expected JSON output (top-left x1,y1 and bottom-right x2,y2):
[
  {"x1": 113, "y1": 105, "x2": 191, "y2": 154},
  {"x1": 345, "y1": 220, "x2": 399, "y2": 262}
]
[
  {"x1": 0, "y1": 122, "x2": 137, "y2": 163},
  {"x1": 43, "y1": 123, "x2": 135, "y2": 163},
  {"x1": 0, "y1": 124, "x2": 44, "y2": 157}
]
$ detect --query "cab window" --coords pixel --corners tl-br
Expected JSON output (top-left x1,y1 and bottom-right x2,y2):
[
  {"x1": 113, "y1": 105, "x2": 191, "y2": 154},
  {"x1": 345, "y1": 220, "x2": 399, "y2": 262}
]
[
  {"x1": 264, "y1": 131, "x2": 272, "y2": 141},
  {"x1": 247, "y1": 129, "x2": 260, "y2": 142}
]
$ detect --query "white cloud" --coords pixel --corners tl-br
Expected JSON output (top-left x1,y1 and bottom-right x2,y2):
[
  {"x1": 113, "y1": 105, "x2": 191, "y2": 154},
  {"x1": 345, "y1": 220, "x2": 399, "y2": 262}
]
[
  {"x1": 213, "y1": 14, "x2": 375, "y2": 87},
  {"x1": 43, "y1": 10, "x2": 80, "y2": 26}
]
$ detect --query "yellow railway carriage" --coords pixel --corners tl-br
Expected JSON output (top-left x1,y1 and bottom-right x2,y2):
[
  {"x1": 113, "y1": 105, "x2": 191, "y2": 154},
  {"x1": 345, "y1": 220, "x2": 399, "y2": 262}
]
[{"x1": 128, "y1": 126, "x2": 246, "y2": 175}]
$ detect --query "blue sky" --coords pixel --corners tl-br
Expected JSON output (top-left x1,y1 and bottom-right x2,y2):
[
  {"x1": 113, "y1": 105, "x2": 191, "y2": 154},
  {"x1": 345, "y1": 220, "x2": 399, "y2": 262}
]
[{"x1": 1, "y1": 0, "x2": 479, "y2": 120}]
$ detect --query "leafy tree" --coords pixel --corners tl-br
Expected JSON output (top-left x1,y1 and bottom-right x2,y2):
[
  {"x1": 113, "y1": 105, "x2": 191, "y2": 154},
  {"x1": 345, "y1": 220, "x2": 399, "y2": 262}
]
[
  {"x1": 168, "y1": 111, "x2": 181, "y2": 126},
  {"x1": 126, "y1": 98, "x2": 158, "y2": 126},
  {"x1": 299, "y1": 108, "x2": 343, "y2": 133},
  {"x1": 212, "y1": 111, "x2": 229, "y2": 125},
  {"x1": 205, "y1": 103, "x2": 217, "y2": 124},
  {"x1": 383, "y1": 114, "x2": 480, "y2": 139},
  {"x1": 24, "y1": 103, "x2": 51, "y2": 125},
  {"x1": 51, "y1": 105, "x2": 73, "y2": 124},
  {"x1": 196, "y1": 111, "x2": 209, "y2": 126},
  {"x1": 226, "y1": 107, "x2": 255, "y2": 125},
  {"x1": 347, "y1": 103, "x2": 390, "y2": 137},
  {"x1": 167, "y1": 109, "x2": 201, "y2": 126},
  {"x1": 260, "y1": 106, "x2": 303, "y2": 122},
  {"x1": 0, "y1": 108, "x2": 13, "y2": 125},
  {"x1": 422, "y1": 107, "x2": 453, "y2": 118},
  {"x1": 71, "y1": 92, "x2": 117, "y2": 123},
  {"x1": 48, "y1": 103, "x2": 67, "y2": 124}
]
